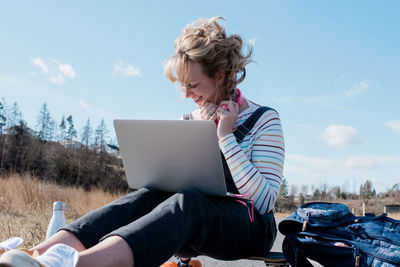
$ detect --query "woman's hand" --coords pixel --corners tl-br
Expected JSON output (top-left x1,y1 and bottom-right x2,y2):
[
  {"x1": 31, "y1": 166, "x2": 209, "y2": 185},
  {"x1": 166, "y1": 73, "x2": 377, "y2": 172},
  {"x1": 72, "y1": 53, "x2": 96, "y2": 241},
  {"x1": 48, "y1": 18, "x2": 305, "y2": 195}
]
[
  {"x1": 199, "y1": 101, "x2": 218, "y2": 121},
  {"x1": 216, "y1": 100, "x2": 239, "y2": 139}
]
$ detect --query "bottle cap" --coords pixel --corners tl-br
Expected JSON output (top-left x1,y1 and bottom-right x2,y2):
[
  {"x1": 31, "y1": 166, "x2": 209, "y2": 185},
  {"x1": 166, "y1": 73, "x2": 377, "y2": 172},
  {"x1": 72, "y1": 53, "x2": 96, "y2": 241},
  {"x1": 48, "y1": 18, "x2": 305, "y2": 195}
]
[{"x1": 53, "y1": 201, "x2": 66, "y2": 211}]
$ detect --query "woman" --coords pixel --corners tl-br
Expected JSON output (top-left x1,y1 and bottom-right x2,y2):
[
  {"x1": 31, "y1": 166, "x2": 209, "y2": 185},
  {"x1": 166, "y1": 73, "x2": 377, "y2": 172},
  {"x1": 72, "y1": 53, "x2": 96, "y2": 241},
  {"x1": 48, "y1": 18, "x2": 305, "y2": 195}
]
[{"x1": 0, "y1": 16, "x2": 284, "y2": 267}]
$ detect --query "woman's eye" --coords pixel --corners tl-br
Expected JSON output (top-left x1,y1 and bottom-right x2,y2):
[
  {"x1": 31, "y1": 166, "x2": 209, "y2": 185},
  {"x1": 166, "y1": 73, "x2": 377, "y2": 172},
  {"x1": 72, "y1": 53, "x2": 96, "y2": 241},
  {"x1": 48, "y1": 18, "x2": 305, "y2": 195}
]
[{"x1": 188, "y1": 84, "x2": 197, "y2": 88}]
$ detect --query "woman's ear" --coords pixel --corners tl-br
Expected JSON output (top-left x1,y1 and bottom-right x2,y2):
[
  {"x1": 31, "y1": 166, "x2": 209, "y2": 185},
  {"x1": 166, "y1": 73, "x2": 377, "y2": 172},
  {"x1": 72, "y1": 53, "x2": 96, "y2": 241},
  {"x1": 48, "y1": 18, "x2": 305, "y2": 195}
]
[{"x1": 215, "y1": 70, "x2": 226, "y2": 86}]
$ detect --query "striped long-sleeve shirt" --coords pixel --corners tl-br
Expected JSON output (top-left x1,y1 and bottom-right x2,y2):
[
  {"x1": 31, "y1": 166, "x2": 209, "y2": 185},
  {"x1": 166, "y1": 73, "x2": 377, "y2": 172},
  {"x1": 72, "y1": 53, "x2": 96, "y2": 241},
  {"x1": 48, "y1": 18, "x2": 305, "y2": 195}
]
[{"x1": 190, "y1": 99, "x2": 285, "y2": 214}]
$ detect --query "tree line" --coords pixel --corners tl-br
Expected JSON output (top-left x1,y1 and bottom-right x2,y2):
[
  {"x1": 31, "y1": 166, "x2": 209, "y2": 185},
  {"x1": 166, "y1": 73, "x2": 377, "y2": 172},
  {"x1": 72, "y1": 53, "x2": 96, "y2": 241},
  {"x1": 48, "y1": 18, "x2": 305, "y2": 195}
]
[
  {"x1": 0, "y1": 98, "x2": 128, "y2": 193},
  {"x1": 276, "y1": 177, "x2": 400, "y2": 212}
]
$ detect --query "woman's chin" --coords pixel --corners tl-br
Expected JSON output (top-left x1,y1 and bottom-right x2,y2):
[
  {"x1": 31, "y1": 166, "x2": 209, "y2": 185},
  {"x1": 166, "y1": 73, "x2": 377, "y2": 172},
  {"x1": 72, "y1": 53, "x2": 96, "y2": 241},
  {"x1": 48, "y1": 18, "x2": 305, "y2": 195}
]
[
  {"x1": 194, "y1": 100, "x2": 202, "y2": 107},
  {"x1": 194, "y1": 98, "x2": 205, "y2": 106}
]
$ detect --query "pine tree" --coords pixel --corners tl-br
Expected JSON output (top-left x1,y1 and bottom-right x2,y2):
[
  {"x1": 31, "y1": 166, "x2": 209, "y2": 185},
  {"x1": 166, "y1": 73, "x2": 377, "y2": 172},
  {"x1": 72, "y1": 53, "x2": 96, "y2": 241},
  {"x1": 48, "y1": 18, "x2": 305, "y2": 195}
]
[
  {"x1": 48, "y1": 119, "x2": 56, "y2": 141},
  {"x1": 59, "y1": 116, "x2": 66, "y2": 143},
  {"x1": 8, "y1": 102, "x2": 22, "y2": 128},
  {"x1": 95, "y1": 119, "x2": 109, "y2": 177},
  {"x1": 312, "y1": 188, "x2": 321, "y2": 200},
  {"x1": 279, "y1": 178, "x2": 289, "y2": 198},
  {"x1": 81, "y1": 118, "x2": 92, "y2": 148},
  {"x1": 66, "y1": 115, "x2": 77, "y2": 144},
  {"x1": 95, "y1": 119, "x2": 109, "y2": 152},
  {"x1": 36, "y1": 103, "x2": 52, "y2": 140}
]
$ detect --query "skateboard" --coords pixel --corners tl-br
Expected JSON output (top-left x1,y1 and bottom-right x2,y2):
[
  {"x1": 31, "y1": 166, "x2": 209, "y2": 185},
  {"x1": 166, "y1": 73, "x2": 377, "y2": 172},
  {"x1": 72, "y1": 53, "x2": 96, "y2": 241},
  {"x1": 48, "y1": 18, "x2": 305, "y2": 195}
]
[
  {"x1": 161, "y1": 252, "x2": 288, "y2": 267},
  {"x1": 161, "y1": 259, "x2": 201, "y2": 267},
  {"x1": 248, "y1": 252, "x2": 289, "y2": 266}
]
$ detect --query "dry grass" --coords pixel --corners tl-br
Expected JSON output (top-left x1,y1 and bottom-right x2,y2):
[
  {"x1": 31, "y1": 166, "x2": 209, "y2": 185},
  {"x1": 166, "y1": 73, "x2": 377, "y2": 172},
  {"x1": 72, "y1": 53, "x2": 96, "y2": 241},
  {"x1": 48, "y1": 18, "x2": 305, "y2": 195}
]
[{"x1": 0, "y1": 174, "x2": 123, "y2": 248}]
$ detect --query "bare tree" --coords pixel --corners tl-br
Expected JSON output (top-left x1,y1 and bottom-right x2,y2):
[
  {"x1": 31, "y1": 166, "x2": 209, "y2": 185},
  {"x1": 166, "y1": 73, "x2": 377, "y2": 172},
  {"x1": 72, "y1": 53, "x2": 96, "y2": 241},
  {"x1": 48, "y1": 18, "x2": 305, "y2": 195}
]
[
  {"x1": 360, "y1": 180, "x2": 375, "y2": 204},
  {"x1": 290, "y1": 184, "x2": 298, "y2": 197},
  {"x1": 341, "y1": 179, "x2": 350, "y2": 199},
  {"x1": 320, "y1": 183, "x2": 328, "y2": 200},
  {"x1": 301, "y1": 184, "x2": 309, "y2": 196},
  {"x1": 0, "y1": 99, "x2": 6, "y2": 134},
  {"x1": 0, "y1": 99, "x2": 7, "y2": 171}
]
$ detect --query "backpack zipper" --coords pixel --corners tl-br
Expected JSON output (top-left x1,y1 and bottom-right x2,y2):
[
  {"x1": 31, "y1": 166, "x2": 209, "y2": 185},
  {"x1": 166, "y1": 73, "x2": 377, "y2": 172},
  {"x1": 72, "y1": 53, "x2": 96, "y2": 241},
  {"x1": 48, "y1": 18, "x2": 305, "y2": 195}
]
[
  {"x1": 302, "y1": 212, "x2": 311, "y2": 232},
  {"x1": 354, "y1": 247, "x2": 360, "y2": 267},
  {"x1": 356, "y1": 245, "x2": 400, "y2": 266},
  {"x1": 300, "y1": 233, "x2": 400, "y2": 266}
]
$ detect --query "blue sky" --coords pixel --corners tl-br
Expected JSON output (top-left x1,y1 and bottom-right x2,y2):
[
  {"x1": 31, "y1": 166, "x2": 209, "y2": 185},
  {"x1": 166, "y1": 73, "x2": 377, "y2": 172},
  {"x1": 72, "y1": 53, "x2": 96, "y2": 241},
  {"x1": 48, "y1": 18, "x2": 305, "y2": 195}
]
[{"x1": 1, "y1": 1, "x2": 399, "y2": 194}]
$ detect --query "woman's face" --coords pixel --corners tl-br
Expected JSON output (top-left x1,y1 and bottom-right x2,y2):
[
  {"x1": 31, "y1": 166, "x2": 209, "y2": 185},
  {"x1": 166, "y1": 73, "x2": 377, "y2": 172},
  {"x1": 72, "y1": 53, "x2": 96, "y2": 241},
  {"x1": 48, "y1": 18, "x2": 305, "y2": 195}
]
[{"x1": 181, "y1": 61, "x2": 224, "y2": 107}]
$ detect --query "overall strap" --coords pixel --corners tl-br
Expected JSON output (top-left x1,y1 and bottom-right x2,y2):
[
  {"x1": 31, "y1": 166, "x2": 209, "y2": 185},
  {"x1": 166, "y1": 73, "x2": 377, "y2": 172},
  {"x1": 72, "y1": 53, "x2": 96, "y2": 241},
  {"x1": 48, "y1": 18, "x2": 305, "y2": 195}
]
[
  {"x1": 233, "y1": 106, "x2": 275, "y2": 143},
  {"x1": 224, "y1": 106, "x2": 275, "y2": 194},
  {"x1": 183, "y1": 106, "x2": 275, "y2": 194}
]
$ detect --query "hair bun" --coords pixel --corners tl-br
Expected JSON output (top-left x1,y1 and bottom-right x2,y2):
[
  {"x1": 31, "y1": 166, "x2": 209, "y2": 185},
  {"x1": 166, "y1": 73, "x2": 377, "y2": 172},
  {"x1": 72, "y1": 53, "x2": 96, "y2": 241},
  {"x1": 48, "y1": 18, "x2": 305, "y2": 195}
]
[{"x1": 165, "y1": 16, "x2": 253, "y2": 99}]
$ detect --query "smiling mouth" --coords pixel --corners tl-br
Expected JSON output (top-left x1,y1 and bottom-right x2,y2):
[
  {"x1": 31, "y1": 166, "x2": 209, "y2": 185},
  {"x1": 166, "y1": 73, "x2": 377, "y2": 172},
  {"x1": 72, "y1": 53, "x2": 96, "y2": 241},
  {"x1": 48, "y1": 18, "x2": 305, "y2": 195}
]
[{"x1": 193, "y1": 96, "x2": 203, "y2": 104}]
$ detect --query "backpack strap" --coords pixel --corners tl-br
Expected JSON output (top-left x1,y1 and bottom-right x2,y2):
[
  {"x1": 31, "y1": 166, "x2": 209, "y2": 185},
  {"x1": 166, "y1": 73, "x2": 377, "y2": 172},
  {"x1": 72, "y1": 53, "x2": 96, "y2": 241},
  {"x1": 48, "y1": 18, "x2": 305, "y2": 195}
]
[{"x1": 233, "y1": 106, "x2": 275, "y2": 143}]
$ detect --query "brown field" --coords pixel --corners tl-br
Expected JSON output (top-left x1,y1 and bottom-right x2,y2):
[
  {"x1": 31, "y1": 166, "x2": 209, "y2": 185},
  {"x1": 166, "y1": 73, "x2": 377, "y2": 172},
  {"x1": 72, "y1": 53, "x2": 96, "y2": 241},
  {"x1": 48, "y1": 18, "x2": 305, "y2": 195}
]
[{"x1": 0, "y1": 174, "x2": 124, "y2": 248}]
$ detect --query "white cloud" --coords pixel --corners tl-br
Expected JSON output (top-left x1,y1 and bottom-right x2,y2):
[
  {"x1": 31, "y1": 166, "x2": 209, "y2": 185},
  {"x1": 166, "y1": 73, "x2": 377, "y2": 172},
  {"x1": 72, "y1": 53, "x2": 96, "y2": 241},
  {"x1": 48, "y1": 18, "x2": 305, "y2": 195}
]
[
  {"x1": 59, "y1": 64, "x2": 76, "y2": 78},
  {"x1": 49, "y1": 74, "x2": 65, "y2": 85},
  {"x1": 79, "y1": 99, "x2": 91, "y2": 111},
  {"x1": 31, "y1": 58, "x2": 49, "y2": 74},
  {"x1": 385, "y1": 120, "x2": 400, "y2": 134},
  {"x1": 113, "y1": 60, "x2": 141, "y2": 77},
  {"x1": 339, "y1": 155, "x2": 394, "y2": 169},
  {"x1": 284, "y1": 154, "x2": 335, "y2": 185},
  {"x1": 320, "y1": 125, "x2": 361, "y2": 146},
  {"x1": 345, "y1": 80, "x2": 370, "y2": 98},
  {"x1": 285, "y1": 154, "x2": 333, "y2": 176},
  {"x1": 31, "y1": 57, "x2": 76, "y2": 85}
]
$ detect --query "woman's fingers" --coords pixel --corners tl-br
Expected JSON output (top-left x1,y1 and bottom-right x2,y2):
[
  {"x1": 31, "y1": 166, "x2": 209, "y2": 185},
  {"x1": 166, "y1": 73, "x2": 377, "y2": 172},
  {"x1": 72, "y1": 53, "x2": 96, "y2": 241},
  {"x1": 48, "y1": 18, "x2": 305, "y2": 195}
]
[
  {"x1": 198, "y1": 100, "x2": 240, "y2": 121},
  {"x1": 218, "y1": 101, "x2": 239, "y2": 115}
]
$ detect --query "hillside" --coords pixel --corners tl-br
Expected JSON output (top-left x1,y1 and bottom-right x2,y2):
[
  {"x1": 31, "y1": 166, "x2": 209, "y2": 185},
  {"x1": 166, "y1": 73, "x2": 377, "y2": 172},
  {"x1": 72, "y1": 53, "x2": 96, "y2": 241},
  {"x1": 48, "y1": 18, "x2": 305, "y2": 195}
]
[{"x1": 0, "y1": 123, "x2": 129, "y2": 193}]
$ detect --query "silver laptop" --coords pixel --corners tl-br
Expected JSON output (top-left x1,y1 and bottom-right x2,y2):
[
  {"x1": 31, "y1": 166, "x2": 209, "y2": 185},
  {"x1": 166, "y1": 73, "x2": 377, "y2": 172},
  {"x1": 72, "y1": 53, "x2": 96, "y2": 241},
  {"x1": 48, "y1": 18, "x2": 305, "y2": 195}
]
[{"x1": 113, "y1": 120, "x2": 227, "y2": 196}]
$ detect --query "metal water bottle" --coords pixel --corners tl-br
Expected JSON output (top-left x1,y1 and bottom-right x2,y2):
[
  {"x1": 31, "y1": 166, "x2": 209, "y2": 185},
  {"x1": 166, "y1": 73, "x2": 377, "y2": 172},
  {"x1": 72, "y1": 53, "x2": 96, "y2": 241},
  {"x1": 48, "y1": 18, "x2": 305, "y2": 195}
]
[{"x1": 46, "y1": 201, "x2": 66, "y2": 240}]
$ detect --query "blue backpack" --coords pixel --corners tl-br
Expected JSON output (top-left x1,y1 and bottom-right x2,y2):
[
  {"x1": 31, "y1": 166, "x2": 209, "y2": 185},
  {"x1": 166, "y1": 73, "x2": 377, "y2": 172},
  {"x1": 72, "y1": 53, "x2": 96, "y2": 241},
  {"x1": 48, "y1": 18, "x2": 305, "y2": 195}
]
[{"x1": 278, "y1": 202, "x2": 400, "y2": 267}]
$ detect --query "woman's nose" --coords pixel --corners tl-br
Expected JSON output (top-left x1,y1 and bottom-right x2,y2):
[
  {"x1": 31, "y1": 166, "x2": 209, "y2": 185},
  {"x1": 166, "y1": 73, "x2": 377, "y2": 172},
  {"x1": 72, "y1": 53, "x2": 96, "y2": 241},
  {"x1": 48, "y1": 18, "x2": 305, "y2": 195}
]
[{"x1": 184, "y1": 88, "x2": 192, "y2": 98}]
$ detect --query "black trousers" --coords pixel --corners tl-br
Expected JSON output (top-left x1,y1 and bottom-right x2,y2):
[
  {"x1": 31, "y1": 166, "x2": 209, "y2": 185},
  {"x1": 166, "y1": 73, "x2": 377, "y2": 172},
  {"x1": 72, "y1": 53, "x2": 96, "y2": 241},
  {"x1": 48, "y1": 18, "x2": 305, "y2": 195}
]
[{"x1": 62, "y1": 187, "x2": 277, "y2": 267}]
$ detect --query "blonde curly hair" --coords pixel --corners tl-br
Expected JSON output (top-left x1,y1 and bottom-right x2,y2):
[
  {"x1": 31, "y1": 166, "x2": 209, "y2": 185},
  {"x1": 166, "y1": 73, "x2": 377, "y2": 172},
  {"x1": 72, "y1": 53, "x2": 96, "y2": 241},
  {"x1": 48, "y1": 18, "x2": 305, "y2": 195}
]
[{"x1": 164, "y1": 16, "x2": 253, "y2": 101}]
